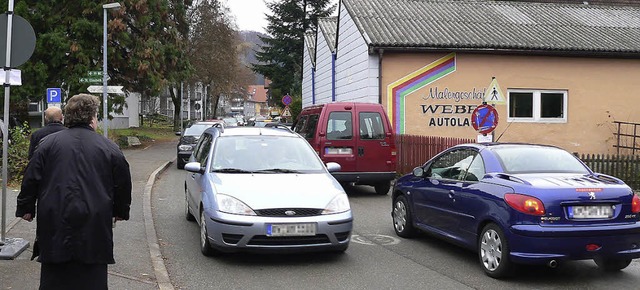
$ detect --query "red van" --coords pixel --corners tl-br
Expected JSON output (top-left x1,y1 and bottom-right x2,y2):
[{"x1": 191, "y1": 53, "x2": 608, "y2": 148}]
[{"x1": 292, "y1": 102, "x2": 397, "y2": 195}]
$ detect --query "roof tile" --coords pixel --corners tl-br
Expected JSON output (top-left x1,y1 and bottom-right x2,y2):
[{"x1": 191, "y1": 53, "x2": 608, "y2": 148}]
[{"x1": 342, "y1": 0, "x2": 640, "y2": 54}]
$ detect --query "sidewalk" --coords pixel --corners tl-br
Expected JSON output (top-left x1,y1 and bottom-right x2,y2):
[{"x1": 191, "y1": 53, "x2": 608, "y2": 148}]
[{"x1": 0, "y1": 140, "x2": 176, "y2": 290}]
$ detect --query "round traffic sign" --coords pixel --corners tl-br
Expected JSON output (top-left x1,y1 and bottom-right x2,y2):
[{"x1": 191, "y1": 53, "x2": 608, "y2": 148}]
[
  {"x1": 282, "y1": 94, "x2": 292, "y2": 106},
  {"x1": 471, "y1": 104, "x2": 499, "y2": 135},
  {"x1": 0, "y1": 14, "x2": 36, "y2": 67}
]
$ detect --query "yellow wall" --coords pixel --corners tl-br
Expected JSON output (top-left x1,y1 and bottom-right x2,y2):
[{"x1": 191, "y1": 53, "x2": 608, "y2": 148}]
[{"x1": 381, "y1": 52, "x2": 640, "y2": 154}]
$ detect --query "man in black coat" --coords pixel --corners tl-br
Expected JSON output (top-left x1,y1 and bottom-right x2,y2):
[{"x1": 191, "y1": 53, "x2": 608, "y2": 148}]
[
  {"x1": 16, "y1": 93, "x2": 132, "y2": 289},
  {"x1": 28, "y1": 106, "x2": 67, "y2": 159}
]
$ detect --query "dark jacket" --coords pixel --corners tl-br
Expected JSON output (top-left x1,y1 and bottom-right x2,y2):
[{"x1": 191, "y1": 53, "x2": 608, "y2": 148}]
[
  {"x1": 16, "y1": 124, "x2": 132, "y2": 264},
  {"x1": 28, "y1": 122, "x2": 67, "y2": 159}
]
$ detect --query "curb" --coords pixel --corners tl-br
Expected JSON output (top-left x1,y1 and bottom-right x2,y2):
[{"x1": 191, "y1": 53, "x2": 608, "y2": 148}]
[
  {"x1": 143, "y1": 159, "x2": 174, "y2": 290},
  {"x1": 6, "y1": 200, "x2": 21, "y2": 233}
]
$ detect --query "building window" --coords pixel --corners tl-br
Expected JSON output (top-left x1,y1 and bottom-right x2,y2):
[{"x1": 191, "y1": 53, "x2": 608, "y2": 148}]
[{"x1": 507, "y1": 89, "x2": 567, "y2": 123}]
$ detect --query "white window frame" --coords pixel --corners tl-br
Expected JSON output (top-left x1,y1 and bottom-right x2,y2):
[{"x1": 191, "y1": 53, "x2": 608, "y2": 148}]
[{"x1": 506, "y1": 89, "x2": 568, "y2": 123}]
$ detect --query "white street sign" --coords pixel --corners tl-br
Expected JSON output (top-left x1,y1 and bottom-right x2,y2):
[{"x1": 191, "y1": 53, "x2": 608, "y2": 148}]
[
  {"x1": 0, "y1": 69, "x2": 22, "y2": 85},
  {"x1": 86, "y1": 85, "x2": 124, "y2": 94}
]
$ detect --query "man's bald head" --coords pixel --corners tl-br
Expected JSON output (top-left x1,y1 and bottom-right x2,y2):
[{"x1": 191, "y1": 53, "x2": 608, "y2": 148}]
[{"x1": 44, "y1": 106, "x2": 64, "y2": 124}]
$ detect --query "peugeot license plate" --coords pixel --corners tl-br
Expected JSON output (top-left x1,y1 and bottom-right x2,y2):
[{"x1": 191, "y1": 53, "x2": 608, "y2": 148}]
[
  {"x1": 267, "y1": 223, "x2": 316, "y2": 236},
  {"x1": 568, "y1": 205, "x2": 614, "y2": 219}
]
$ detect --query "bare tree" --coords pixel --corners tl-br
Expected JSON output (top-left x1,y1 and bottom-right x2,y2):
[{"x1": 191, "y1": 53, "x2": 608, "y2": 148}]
[{"x1": 186, "y1": 0, "x2": 249, "y2": 118}]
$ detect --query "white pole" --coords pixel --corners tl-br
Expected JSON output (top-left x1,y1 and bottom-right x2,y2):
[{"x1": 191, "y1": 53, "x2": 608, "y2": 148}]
[
  {"x1": 102, "y1": 3, "x2": 120, "y2": 138},
  {"x1": 1, "y1": 0, "x2": 15, "y2": 243},
  {"x1": 180, "y1": 82, "x2": 183, "y2": 133},
  {"x1": 203, "y1": 84, "x2": 207, "y2": 120}
]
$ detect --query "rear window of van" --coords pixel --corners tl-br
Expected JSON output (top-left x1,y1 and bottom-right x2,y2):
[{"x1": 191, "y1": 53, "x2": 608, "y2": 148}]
[
  {"x1": 327, "y1": 112, "x2": 352, "y2": 140},
  {"x1": 294, "y1": 114, "x2": 319, "y2": 139},
  {"x1": 359, "y1": 112, "x2": 385, "y2": 139}
]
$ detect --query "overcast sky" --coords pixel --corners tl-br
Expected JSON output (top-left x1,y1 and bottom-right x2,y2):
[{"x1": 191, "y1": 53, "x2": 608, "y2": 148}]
[{"x1": 225, "y1": 0, "x2": 339, "y2": 34}]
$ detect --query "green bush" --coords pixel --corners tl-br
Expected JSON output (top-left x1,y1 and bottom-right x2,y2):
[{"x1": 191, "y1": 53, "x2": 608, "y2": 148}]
[{"x1": 0, "y1": 123, "x2": 30, "y2": 185}]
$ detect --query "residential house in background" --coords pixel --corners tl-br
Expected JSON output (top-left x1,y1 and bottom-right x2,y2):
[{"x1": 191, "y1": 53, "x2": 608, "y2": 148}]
[
  {"x1": 228, "y1": 90, "x2": 245, "y2": 117},
  {"x1": 244, "y1": 85, "x2": 269, "y2": 118}
]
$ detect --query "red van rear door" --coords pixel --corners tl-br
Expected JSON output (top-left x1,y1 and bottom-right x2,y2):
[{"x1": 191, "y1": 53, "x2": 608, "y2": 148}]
[
  {"x1": 320, "y1": 104, "x2": 395, "y2": 174},
  {"x1": 354, "y1": 105, "x2": 395, "y2": 173},
  {"x1": 321, "y1": 108, "x2": 357, "y2": 172}
]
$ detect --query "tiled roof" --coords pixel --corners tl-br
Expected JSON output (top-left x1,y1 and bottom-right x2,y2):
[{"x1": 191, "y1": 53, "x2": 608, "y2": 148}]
[
  {"x1": 247, "y1": 85, "x2": 267, "y2": 103},
  {"x1": 304, "y1": 31, "x2": 316, "y2": 65},
  {"x1": 342, "y1": 0, "x2": 640, "y2": 55},
  {"x1": 318, "y1": 17, "x2": 338, "y2": 53}
]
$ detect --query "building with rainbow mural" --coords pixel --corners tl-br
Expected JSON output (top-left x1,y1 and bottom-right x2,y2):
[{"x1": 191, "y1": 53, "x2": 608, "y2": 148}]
[{"x1": 302, "y1": 0, "x2": 640, "y2": 154}]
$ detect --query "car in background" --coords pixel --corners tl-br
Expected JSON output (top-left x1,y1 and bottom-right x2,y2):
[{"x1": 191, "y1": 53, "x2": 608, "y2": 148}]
[
  {"x1": 292, "y1": 102, "x2": 396, "y2": 195},
  {"x1": 176, "y1": 121, "x2": 223, "y2": 169},
  {"x1": 222, "y1": 117, "x2": 239, "y2": 127},
  {"x1": 391, "y1": 142, "x2": 640, "y2": 278},
  {"x1": 183, "y1": 126, "x2": 352, "y2": 256},
  {"x1": 251, "y1": 118, "x2": 274, "y2": 127},
  {"x1": 235, "y1": 116, "x2": 246, "y2": 126}
]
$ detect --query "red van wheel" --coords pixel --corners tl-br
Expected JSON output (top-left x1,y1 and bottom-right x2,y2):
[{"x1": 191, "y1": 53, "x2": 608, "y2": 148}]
[{"x1": 374, "y1": 182, "x2": 390, "y2": 195}]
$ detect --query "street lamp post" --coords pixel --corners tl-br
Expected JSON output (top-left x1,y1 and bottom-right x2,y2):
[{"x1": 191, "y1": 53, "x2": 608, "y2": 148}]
[{"x1": 103, "y1": 2, "x2": 121, "y2": 138}]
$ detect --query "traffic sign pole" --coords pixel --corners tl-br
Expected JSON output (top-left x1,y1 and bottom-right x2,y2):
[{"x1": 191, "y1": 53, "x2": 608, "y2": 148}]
[{"x1": 1, "y1": 0, "x2": 31, "y2": 258}]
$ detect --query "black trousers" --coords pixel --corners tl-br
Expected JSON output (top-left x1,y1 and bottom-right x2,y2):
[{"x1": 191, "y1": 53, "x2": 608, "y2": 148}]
[{"x1": 39, "y1": 261, "x2": 107, "y2": 290}]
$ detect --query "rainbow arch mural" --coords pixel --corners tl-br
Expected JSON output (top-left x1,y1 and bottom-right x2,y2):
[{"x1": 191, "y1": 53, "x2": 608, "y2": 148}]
[{"x1": 386, "y1": 53, "x2": 457, "y2": 134}]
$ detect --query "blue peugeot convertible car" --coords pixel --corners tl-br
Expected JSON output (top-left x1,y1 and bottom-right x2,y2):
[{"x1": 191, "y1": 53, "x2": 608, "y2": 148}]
[{"x1": 391, "y1": 143, "x2": 640, "y2": 278}]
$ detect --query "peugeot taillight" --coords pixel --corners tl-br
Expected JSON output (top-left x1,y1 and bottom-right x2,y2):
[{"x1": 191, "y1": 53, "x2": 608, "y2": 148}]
[
  {"x1": 504, "y1": 193, "x2": 545, "y2": 216},
  {"x1": 632, "y1": 194, "x2": 640, "y2": 213}
]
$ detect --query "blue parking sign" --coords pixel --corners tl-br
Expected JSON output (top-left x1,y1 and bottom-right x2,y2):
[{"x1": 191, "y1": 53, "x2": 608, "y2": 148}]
[{"x1": 46, "y1": 88, "x2": 61, "y2": 103}]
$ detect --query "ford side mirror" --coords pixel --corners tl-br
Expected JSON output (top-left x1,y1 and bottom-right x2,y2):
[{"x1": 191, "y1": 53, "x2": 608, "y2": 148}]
[
  {"x1": 184, "y1": 162, "x2": 204, "y2": 174},
  {"x1": 326, "y1": 162, "x2": 341, "y2": 172}
]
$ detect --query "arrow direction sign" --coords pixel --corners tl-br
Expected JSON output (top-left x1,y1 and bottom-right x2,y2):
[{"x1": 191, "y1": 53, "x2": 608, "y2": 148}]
[
  {"x1": 79, "y1": 77, "x2": 102, "y2": 83},
  {"x1": 86, "y1": 85, "x2": 124, "y2": 94}
]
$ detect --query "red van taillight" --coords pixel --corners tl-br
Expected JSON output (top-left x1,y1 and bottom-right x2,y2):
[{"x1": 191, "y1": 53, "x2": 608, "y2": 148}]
[
  {"x1": 504, "y1": 193, "x2": 545, "y2": 216},
  {"x1": 632, "y1": 194, "x2": 640, "y2": 213},
  {"x1": 387, "y1": 134, "x2": 398, "y2": 165}
]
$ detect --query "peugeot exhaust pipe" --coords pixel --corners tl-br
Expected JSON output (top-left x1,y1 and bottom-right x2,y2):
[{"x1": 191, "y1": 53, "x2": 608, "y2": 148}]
[{"x1": 547, "y1": 260, "x2": 558, "y2": 268}]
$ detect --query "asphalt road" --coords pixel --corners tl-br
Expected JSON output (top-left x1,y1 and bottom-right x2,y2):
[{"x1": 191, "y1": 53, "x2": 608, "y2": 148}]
[{"x1": 153, "y1": 164, "x2": 640, "y2": 290}]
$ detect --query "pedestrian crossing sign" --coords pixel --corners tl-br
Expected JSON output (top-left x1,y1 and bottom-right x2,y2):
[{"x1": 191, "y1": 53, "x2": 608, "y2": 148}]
[
  {"x1": 282, "y1": 106, "x2": 291, "y2": 117},
  {"x1": 484, "y1": 77, "x2": 505, "y2": 104}
]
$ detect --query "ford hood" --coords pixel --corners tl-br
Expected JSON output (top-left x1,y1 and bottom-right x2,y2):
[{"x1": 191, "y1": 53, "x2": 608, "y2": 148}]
[{"x1": 210, "y1": 173, "x2": 345, "y2": 209}]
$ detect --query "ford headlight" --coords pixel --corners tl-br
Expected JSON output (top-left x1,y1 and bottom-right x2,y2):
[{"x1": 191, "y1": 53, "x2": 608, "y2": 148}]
[
  {"x1": 216, "y1": 194, "x2": 256, "y2": 215},
  {"x1": 178, "y1": 144, "x2": 193, "y2": 151},
  {"x1": 322, "y1": 193, "x2": 350, "y2": 214}
]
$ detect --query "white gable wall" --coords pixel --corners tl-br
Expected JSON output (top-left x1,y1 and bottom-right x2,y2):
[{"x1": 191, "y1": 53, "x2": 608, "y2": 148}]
[
  {"x1": 302, "y1": 41, "x2": 314, "y2": 108},
  {"x1": 314, "y1": 30, "x2": 334, "y2": 106},
  {"x1": 335, "y1": 4, "x2": 379, "y2": 104}
]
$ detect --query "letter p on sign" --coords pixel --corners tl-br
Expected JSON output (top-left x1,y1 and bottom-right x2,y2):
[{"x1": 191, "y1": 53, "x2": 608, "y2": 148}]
[{"x1": 47, "y1": 88, "x2": 61, "y2": 103}]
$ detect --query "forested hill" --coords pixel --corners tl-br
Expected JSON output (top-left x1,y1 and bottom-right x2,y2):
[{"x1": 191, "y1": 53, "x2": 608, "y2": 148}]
[{"x1": 240, "y1": 30, "x2": 268, "y2": 85}]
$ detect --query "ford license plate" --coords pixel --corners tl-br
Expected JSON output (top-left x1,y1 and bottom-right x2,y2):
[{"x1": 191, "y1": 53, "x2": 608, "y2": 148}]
[
  {"x1": 568, "y1": 205, "x2": 614, "y2": 219},
  {"x1": 267, "y1": 223, "x2": 316, "y2": 236}
]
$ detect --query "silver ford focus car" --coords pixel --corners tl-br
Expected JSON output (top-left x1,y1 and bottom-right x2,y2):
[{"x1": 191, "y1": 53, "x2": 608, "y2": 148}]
[{"x1": 184, "y1": 125, "x2": 352, "y2": 256}]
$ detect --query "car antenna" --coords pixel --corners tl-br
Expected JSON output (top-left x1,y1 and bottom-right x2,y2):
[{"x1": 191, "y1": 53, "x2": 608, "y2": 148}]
[{"x1": 494, "y1": 120, "x2": 513, "y2": 142}]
